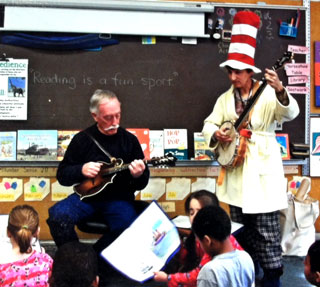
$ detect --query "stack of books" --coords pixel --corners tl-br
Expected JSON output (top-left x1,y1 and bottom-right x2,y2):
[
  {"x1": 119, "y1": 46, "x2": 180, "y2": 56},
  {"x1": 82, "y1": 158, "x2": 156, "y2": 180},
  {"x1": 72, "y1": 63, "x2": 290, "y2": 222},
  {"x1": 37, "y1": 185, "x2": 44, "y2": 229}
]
[{"x1": 290, "y1": 142, "x2": 310, "y2": 159}]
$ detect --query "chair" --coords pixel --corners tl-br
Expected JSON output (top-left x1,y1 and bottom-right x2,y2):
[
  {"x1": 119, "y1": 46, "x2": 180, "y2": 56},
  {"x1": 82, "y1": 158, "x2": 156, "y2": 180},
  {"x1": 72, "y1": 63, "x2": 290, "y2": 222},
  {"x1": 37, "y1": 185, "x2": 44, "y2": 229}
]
[{"x1": 77, "y1": 200, "x2": 149, "y2": 234}]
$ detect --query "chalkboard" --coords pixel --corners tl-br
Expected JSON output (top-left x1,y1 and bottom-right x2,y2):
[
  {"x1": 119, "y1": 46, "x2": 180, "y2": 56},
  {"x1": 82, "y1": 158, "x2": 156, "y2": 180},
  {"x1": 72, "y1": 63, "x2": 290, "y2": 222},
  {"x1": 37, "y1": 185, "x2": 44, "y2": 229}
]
[{"x1": 0, "y1": 6, "x2": 306, "y2": 159}]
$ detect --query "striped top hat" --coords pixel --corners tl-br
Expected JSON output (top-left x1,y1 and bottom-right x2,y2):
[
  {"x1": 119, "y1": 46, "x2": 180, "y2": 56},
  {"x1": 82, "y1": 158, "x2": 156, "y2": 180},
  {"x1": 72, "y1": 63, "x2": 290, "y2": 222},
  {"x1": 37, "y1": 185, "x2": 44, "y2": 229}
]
[{"x1": 220, "y1": 11, "x2": 261, "y2": 73}]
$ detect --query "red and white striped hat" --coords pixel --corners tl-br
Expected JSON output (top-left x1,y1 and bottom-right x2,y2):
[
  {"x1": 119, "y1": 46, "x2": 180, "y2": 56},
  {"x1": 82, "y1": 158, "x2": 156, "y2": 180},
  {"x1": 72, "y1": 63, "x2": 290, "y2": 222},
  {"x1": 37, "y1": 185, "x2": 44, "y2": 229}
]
[{"x1": 220, "y1": 11, "x2": 261, "y2": 74}]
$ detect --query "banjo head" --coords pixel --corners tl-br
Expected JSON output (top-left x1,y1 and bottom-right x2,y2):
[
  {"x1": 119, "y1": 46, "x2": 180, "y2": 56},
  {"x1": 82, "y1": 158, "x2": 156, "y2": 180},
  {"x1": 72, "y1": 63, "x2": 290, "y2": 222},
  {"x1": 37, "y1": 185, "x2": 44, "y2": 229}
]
[{"x1": 216, "y1": 122, "x2": 238, "y2": 167}]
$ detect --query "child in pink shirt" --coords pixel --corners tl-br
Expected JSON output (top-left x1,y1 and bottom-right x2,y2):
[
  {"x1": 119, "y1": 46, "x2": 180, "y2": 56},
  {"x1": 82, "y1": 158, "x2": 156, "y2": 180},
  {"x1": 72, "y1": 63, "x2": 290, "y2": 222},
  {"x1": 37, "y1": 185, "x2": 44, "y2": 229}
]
[{"x1": 0, "y1": 205, "x2": 53, "y2": 287}]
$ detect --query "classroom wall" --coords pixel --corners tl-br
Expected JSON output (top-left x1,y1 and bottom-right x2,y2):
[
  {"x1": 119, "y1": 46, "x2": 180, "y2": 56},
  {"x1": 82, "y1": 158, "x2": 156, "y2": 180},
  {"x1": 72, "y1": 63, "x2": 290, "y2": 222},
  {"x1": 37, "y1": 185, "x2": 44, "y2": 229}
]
[
  {"x1": 309, "y1": 1, "x2": 320, "y2": 231},
  {"x1": 1, "y1": 0, "x2": 320, "y2": 240},
  {"x1": 188, "y1": 0, "x2": 320, "y2": 233}
]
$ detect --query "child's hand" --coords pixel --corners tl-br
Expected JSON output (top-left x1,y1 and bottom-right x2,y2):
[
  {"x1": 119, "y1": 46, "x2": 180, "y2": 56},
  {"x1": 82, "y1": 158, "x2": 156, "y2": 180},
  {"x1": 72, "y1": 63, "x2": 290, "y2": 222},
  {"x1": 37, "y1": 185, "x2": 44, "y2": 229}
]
[{"x1": 154, "y1": 271, "x2": 168, "y2": 282}]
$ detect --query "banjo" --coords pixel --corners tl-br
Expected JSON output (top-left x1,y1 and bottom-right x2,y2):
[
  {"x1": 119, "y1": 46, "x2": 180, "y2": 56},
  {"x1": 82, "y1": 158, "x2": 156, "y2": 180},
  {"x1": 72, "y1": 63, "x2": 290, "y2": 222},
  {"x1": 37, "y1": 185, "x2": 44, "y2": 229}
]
[{"x1": 216, "y1": 51, "x2": 294, "y2": 168}]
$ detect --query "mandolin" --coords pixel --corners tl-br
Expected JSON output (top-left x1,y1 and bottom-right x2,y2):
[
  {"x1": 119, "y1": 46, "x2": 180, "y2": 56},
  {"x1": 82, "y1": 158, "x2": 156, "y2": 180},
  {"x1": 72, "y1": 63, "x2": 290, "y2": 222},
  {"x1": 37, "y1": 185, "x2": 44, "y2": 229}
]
[{"x1": 74, "y1": 154, "x2": 177, "y2": 200}]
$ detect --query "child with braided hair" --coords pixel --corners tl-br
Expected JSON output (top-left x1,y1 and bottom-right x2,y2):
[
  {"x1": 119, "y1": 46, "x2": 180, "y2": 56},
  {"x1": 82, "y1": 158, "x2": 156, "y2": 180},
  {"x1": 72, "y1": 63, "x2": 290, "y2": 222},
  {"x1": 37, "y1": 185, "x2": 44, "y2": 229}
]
[{"x1": 0, "y1": 205, "x2": 53, "y2": 287}]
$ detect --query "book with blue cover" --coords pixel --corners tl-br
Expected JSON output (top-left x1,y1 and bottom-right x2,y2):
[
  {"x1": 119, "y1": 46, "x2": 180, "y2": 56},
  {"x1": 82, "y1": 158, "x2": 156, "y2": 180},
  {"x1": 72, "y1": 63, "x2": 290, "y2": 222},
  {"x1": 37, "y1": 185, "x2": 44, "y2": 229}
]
[
  {"x1": 17, "y1": 130, "x2": 58, "y2": 161},
  {"x1": 164, "y1": 129, "x2": 188, "y2": 160}
]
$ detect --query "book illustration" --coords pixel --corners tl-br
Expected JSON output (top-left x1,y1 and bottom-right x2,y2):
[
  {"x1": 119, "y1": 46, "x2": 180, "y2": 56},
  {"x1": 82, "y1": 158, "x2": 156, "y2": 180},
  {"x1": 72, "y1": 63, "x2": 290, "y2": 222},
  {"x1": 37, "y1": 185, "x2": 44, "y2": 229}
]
[
  {"x1": 310, "y1": 118, "x2": 320, "y2": 176},
  {"x1": 164, "y1": 129, "x2": 188, "y2": 160},
  {"x1": 101, "y1": 201, "x2": 180, "y2": 283},
  {"x1": 151, "y1": 219, "x2": 175, "y2": 258},
  {"x1": 275, "y1": 134, "x2": 290, "y2": 160},
  {"x1": 17, "y1": 130, "x2": 58, "y2": 161},
  {"x1": 24, "y1": 177, "x2": 50, "y2": 201},
  {"x1": 193, "y1": 132, "x2": 215, "y2": 160},
  {"x1": 311, "y1": 133, "x2": 320, "y2": 155},
  {"x1": 8, "y1": 77, "x2": 26, "y2": 97},
  {"x1": 57, "y1": 130, "x2": 80, "y2": 161},
  {"x1": 0, "y1": 178, "x2": 23, "y2": 202},
  {"x1": 149, "y1": 130, "x2": 164, "y2": 158},
  {"x1": 127, "y1": 128, "x2": 150, "y2": 159},
  {"x1": 0, "y1": 131, "x2": 17, "y2": 161}
]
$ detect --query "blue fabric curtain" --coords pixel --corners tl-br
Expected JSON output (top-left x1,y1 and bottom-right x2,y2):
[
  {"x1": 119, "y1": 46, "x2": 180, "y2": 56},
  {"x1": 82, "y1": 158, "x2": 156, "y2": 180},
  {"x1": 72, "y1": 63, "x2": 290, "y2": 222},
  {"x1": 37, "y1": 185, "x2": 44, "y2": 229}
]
[{"x1": 0, "y1": 32, "x2": 119, "y2": 50}]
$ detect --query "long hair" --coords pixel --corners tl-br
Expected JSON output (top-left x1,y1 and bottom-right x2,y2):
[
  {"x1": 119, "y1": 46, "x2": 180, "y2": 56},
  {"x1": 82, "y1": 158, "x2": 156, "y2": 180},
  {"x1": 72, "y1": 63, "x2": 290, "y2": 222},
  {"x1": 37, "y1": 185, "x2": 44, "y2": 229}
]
[
  {"x1": 7, "y1": 205, "x2": 39, "y2": 254},
  {"x1": 181, "y1": 190, "x2": 219, "y2": 272}
]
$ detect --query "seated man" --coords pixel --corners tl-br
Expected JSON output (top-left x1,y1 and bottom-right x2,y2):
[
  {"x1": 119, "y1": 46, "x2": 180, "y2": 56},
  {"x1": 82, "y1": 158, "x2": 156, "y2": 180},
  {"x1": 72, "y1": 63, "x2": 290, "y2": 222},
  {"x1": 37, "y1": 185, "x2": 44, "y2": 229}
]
[
  {"x1": 192, "y1": 205, "x2": 255, "y2": 287},
  {"x1": 49, "y1": 241, "x2": 99, "y2": 287},
  {"x1": 47, "y1": 89, "x2": 149, "y2": 254},
  {"x1": 304, "y1": 240, "x2": 320, "y2": 286}
]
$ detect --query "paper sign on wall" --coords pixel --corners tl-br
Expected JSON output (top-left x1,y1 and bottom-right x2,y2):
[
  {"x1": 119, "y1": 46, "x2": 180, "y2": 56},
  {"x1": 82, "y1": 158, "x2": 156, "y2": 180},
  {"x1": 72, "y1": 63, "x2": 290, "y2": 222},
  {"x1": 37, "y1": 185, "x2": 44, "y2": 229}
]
[{"x1": 0, "y1": 59, "x2": 28, "y2": 120}]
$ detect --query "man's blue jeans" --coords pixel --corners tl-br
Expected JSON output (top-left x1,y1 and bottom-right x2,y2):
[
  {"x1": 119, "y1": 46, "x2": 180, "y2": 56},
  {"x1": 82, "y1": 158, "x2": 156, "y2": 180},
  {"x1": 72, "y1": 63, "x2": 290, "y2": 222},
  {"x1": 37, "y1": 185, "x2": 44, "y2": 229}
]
[{"x1": 47, "y1": 193, "x2": 137, "y2": 251}]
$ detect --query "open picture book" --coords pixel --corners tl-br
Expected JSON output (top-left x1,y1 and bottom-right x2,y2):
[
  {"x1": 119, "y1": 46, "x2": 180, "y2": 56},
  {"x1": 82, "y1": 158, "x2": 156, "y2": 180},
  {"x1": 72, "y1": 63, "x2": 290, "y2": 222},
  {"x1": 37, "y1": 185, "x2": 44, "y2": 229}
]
[
  {"x1": 172, "y1": 215, "x2": 244, "y2": 235},
  {"x1": 101, "y1": 201, "x2": 181, "y2": 283}
]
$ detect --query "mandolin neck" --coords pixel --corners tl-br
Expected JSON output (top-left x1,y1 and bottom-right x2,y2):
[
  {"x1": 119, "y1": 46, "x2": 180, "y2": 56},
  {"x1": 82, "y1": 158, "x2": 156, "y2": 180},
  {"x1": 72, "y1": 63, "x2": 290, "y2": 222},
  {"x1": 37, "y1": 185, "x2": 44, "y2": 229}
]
[
  {"x1": 105, "y1": 163, "x2": 130, "y2": 175},
  {"x1": 101, "y1": 159, "x2": 150, "y2": 177}
]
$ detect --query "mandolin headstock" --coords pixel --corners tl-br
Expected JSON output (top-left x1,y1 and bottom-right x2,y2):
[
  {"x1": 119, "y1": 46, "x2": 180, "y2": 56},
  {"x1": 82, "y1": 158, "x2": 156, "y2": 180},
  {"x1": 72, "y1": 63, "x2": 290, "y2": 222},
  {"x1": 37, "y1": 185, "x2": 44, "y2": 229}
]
[{"x1": 149, "y1": 153, "x2": 177, "y2": 168}]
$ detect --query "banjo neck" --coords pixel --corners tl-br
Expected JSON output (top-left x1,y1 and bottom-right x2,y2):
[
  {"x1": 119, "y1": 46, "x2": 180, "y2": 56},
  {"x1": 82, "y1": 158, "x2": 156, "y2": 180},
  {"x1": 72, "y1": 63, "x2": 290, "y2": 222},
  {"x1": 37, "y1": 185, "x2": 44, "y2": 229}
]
[
  {"x1": 233, "y1": 51, "x2": 293, "y2": 132},
  {"x1": 234, "y1": 80, "x2": 267, "y2": 131}
]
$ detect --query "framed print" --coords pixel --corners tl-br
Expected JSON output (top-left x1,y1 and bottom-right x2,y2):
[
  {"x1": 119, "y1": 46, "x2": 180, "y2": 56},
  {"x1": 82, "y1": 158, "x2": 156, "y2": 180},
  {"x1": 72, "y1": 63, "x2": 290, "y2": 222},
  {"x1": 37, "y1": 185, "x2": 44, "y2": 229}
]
[
  {"x1": 310, "y1": 117, "x2": 320, "y2": 177},
  {"x1": 276, "y1": 133, "x2": 290, "y2": 160}
]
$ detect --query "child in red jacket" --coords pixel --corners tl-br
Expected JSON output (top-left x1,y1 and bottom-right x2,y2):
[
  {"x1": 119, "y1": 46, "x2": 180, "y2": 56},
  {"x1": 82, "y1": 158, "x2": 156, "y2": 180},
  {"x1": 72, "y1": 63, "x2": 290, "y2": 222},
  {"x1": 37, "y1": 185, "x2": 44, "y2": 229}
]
[{"x1": 154, "y1": 190, "x2": 243, "y2": 287}]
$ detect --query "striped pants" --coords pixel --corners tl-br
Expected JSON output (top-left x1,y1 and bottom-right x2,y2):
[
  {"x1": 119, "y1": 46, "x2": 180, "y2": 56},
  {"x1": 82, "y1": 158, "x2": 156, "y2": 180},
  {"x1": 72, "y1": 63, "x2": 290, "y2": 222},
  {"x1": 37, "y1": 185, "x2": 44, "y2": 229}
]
[{"x1": 230, "y1": 205, "x2": 283, "y2": 271}]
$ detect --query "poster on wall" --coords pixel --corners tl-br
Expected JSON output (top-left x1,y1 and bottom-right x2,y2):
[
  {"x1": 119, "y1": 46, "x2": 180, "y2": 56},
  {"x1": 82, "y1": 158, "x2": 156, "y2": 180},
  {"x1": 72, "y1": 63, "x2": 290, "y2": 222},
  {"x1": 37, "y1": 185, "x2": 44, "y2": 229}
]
[
  {"x1": 315, "y1": 42, "x2": 320, "y2": 107},
  {"x1": 0, "y1": 58, "x2": 28, "y2": 120},
  {"x1": 310, "y1": 117, "x2": 320, "y2": 177}
]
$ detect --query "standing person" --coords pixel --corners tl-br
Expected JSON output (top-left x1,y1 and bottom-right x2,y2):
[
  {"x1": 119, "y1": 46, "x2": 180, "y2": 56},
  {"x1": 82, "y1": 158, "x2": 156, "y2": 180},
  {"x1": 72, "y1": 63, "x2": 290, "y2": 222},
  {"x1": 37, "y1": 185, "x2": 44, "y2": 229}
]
[
  {"x1": 193, "y1": 205, "x2": 255, "y2": 287},
  {"x1": 50, "y1": 241, "x2": 99, "y2": 287},
  {"x1": 0, "y1": 205, "x2": 53, "y2": 287},
  {"x1": 47, "y1": 89, "x2": 149, "y2": 253},
  {"x1": 202, "y1": 11, "x2": 299, "y2": 287},
  {"x1": 153, "y1": 190, "x2": 243, "y2": 287}
]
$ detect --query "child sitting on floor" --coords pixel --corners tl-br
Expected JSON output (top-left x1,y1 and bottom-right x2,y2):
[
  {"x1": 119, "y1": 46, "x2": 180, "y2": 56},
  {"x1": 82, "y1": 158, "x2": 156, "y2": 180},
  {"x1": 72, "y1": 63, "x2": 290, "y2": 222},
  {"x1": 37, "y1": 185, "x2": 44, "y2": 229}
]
[
  {"x1": 0, "y1": 204, "x2": 53, "y2": 287},
  {"x1": 193, "y1": 205, "x2": 255, "y2": 287},
  {"x1": 50, "y1": 241, "x2": 99, "y2": 287},
  {"x1": 154, "y1": 190, "x2": 242, "y2": 287},
  {"x1": 304, "y1": 240, "x2": 320, "y2": 286}
]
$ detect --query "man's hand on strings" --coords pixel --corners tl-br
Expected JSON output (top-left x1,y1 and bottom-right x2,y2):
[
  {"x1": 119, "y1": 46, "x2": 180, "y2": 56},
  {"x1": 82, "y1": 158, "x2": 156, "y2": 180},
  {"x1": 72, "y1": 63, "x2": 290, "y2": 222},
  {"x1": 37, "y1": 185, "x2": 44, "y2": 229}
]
[
  {"x1": 82, "y1": 162, "x2": 103, "y2": 178},
  {"x1": 129, "y1": 159, "x2": 146, "y2": 178}
]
